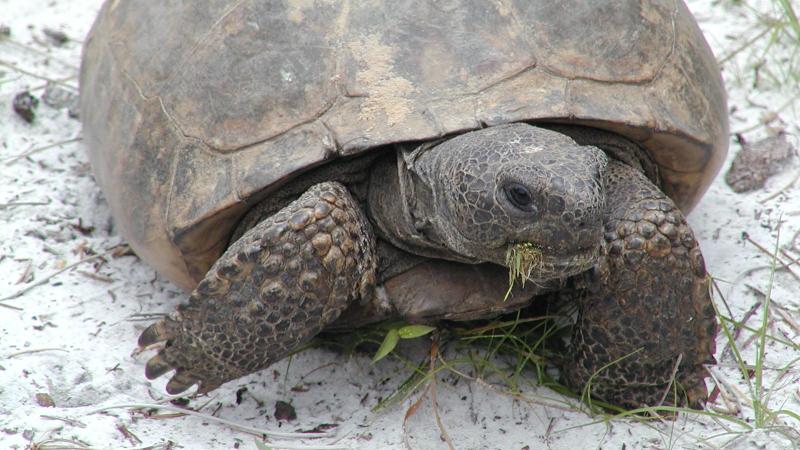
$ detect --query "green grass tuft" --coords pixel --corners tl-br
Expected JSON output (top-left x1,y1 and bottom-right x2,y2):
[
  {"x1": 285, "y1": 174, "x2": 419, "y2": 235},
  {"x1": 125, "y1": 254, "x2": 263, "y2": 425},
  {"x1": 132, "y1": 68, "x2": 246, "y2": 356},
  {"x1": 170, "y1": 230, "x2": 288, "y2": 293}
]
[{"x1": 504, "y1": 242, "x2": 543, "y2": 300}]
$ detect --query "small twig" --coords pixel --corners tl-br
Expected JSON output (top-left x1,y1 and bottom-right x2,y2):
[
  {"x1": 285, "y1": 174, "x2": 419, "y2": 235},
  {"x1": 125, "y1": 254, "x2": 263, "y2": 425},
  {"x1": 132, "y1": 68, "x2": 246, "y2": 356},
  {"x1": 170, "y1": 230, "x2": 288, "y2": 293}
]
[
  {"x1": 42, "y1": 244, "x2": 62, "y2": 257},
  {"x1": 734, "y1": 301, "x2": 762, "y2": 344},
  {"x1": 87, "y1": 403, "x2": 336, "y2": 440},
  {"x1": 743, "y1": 233, "x2": 800, "y2": 282},
  {"x1": 127, "y1": 312, "x2": 168, "y2": 322},
  {"x1": 732, "y1": 91, "x2": 800, "y2": 135},
  {"x1": 708, "y1": 367, "x2": 745, "y2": 414},
  {"x1": 1, "y1": 37, "x2": 81, "y2": 70},
  {"x1": 0, "y1": 253, "x2": 104, "y2": 306},
  {"x1": 740, "y1": 331, "x2": 760, "y2": 351},
  {"x1": 298, "y1": 362, "x2": 338, "y2": 381},
  {"x1": 40, "y1": 414, "x2": 87, "y2": 428},
  {"x1": 0, "y1": 200, "x2": 52, "y2": 209},
  {"x1": 0, "y1": 303, "x2": 22, "y2": 311},
  {"x1": 0, "y1": 59, "x2": 78, "y2": 91},
  {"x1": 116, "y1": 422, "x2": 143, "y2": 445},
  {"x1": 29, "y1": 437, "x2": 92, "y2": 449},
  {"x1": 402, "y1": 379, "x2": 431, "y2": 450},
  {"x1": 3, "y1": 136, "x2": 82, "y2": 165},
  {"x1": 16, "y1": 259, "x2": 33, "y2": 284},
  {"x1": 427, "y1": 334, "x2": 455, "y2": 450},
  {"x1": 77, "y1": 270, "x2": 115, "y2": 283},
  {"x1": 29, "y1": 438, "x2": 166, "y2": 450},
  {"x1": 772, "y1": 303, "x2": 800, "y2": 334},
  {"x1": 778, "y1": 247, "x2": 800, "y2": 270},
  {"x1": 29, "y1": 74, "x2": 79, "y2": 93},
  {"x1": 708, "y1": 376, "x2": 740, "y2": 416},
  {"x1": 759, "y1": 169, "x2": 800, "y2": 204},
  {"x1": 5, "y1": 348, "x2": 68, "y2": 358},
  {"x1": 745, "y1": 284, "x2": 799, "y2": 335}
]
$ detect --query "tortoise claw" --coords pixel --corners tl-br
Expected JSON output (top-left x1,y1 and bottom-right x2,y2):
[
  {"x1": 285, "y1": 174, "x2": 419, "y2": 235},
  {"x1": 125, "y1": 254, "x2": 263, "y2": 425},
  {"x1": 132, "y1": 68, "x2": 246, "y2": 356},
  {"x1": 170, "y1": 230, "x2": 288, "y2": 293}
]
[
  {"x1": 165, "y1": 370, "x2": 201, "y2": 395},
  {"x1": 144, "y1": 354, "x2": 173, "y2": 380},
  {"x1": 138, "y1": 320, "x2": 178, "y2": 347}
]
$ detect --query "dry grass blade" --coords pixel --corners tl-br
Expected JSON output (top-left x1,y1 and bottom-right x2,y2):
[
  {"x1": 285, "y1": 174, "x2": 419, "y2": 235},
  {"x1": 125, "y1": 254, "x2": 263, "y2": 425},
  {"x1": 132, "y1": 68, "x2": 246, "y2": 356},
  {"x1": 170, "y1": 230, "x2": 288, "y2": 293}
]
[
  {"x1": 39, "y1": 414, "x2": 87, "y2": 428},
  {"x1": 0, "y1": 200, "x2": 51, "y2": 209},
  {"x1": 504, "y1": 242, "x2": 543, "y2": 299},
  {"x1": 0, "y1": 253, "x2": 105, "y2": 306},
  {"x1": 771, "y1": 302, "x2": 800, "y2": 334},
  {"x1": 759, "y1": 169, "x2": 800, "y2": 204},
  {"x1": 402, "y1": 384, "x2": 430, "y2": 450},
  {"x1": 0, "y1": 58, "x2": 78, "y2": 90},
  {"x1": 427, "y1": 336, "x2": 455, "y2": 450},
  {"x1": 116, "y1": 423, "x2": 142, "y2": 446},
  {"x1": 3, "y1": 136, "x2": 82, "y2": 165},
  {"x1": 743, "y1": 232, "x2": 800, "y2": 282},
  {"x1": 87, "y1": 403, "x2": 337, "y2": 440},
  {"x1": 5, "y1": 347, "x2": 68, "y2": 358},
  {"x1": 656, "y1": 354, "x2": 683, "y2": 407}
]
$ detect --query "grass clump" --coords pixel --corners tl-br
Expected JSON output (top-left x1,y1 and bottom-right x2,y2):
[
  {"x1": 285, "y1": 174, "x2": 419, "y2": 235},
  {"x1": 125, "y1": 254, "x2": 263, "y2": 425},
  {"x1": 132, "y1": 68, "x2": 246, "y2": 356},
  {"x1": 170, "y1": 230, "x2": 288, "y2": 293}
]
[
  {"x1": 504, "y1": 242, "x2": 543, "y2": 300},
  {"x1": 721, "y1": 0, "x2": 800, "y2": 91}
]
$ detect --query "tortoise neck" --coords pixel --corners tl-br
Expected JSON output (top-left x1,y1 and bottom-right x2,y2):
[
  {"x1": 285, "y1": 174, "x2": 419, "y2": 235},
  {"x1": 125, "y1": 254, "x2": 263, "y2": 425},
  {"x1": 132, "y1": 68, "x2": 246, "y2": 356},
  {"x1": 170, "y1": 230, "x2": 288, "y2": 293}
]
[{"x1": 366, "y1": 145, "x2": 474, "y2": 264}]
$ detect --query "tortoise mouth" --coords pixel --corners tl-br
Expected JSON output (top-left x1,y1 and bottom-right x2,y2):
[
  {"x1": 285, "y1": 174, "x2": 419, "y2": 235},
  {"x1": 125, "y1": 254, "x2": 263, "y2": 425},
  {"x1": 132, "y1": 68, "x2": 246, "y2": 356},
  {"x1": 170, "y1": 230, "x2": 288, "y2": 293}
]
[{"x1": 506, "y1": 241, "x2": 601, "y2": 283}]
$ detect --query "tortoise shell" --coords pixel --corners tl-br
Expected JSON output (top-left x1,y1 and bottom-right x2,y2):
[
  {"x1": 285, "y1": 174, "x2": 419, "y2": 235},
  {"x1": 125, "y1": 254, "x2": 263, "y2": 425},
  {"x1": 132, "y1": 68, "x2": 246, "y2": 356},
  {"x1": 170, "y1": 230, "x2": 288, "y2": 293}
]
[{"x1": 80, "y1": 0, "x2": 728, "y2": 291}]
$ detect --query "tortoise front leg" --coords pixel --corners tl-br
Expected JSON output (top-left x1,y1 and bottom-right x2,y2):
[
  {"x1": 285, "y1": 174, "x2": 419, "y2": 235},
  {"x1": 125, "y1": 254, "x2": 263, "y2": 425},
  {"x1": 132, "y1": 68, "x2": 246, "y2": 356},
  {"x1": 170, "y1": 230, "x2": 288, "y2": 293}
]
[
  {"x1": 139, "y1": 182, "x2": 378, "y2": 394},
  {"x1": 563, "y1": 161, "x2": 717, "y2": 409}
]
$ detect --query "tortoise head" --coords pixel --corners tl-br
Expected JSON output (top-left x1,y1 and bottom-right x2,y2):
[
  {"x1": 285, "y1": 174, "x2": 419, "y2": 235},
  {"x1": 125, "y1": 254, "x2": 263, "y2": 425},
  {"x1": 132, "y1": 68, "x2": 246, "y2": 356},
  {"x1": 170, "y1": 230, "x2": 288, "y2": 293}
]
[{"x1": 410, "y1": 122, "x2": 608, "y2": 282}]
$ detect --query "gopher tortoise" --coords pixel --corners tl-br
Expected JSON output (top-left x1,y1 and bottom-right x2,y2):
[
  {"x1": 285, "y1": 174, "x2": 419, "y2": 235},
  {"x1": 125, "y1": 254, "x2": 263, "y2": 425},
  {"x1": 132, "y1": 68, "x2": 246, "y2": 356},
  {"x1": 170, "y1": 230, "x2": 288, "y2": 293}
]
[{"x1": 81, "y1": 0, "x2": 727, "y2": 408}]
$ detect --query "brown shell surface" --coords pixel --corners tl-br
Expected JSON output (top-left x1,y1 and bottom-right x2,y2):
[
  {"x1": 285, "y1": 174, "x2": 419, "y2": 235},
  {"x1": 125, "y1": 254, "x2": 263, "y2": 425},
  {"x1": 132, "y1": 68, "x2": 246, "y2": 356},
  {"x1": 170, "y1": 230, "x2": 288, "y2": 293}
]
[{"x1": 80, "y1": 0, "x2": 728, "y2": 291}]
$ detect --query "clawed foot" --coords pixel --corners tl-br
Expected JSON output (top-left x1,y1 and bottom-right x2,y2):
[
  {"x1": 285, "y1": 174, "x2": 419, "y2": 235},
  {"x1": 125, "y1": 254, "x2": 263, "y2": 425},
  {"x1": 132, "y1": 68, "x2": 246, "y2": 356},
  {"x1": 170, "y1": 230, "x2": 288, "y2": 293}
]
[
  {"x1": 138, "y1": 317, "x2": 222, "y2": 394},
  {"x1": 136, "y1": 181, "x2": 378, "y2": 395},
  {"x1": 564, "y1": 161, "x2": 717, "y2": 409}
]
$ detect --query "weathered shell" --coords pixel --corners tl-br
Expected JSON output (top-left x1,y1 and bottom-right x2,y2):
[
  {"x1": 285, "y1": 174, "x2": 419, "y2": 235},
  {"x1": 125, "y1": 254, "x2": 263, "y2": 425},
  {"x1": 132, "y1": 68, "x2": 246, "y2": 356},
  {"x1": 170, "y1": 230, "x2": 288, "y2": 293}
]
[{"x1": 80, "y1": 0, "x2": 727, "y2": 290}]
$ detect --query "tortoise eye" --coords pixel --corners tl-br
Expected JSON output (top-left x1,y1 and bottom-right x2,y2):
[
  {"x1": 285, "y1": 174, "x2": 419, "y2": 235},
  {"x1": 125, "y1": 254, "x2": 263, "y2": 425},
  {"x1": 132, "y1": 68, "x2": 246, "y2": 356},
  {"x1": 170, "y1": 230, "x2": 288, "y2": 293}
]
[{"x1": 504, "y1": 182, "x2": 536, "y2": 212}]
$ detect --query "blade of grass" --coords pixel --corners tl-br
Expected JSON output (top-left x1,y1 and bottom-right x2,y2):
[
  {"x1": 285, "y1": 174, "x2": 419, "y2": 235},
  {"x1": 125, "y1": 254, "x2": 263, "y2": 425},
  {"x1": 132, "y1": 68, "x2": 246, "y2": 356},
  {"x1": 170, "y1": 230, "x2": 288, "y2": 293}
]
[{"x1": 754, "y1": 224, "x2": 781, "y2": 427}]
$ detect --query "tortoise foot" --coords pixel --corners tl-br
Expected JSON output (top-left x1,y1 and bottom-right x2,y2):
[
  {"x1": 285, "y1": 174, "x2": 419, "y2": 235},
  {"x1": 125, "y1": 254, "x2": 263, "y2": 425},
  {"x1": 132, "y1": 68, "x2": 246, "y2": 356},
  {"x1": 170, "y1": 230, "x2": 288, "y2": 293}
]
[
  {"x1": 564, "y1": 161, "x2": 717, "y2": 409},
  {"x1": 138, "y1": 182, "x2": 378, "y2": 394}
]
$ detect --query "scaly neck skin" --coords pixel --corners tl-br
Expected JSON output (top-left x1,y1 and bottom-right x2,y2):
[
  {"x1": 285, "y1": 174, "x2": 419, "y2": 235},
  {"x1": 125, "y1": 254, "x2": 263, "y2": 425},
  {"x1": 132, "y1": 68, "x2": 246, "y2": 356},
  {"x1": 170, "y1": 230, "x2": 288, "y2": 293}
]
[{"x1": 367, "y1": 144, "x2": 474, "y2": 264}]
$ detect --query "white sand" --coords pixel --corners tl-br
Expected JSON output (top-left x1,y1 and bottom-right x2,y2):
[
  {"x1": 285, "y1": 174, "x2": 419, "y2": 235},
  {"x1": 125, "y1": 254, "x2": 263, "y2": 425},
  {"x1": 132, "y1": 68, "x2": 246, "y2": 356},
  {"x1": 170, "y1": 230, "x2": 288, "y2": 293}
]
[{"x1": 1, "y1": 1, "x2": 799, "y2": 448}]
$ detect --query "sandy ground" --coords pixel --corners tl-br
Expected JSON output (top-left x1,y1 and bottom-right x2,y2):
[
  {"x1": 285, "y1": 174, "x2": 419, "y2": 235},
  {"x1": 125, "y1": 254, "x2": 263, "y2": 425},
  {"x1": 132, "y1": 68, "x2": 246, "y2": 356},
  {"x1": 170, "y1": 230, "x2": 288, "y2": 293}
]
[{"x1": 1, "y1": 0, "x2": 799, "y2": 449}]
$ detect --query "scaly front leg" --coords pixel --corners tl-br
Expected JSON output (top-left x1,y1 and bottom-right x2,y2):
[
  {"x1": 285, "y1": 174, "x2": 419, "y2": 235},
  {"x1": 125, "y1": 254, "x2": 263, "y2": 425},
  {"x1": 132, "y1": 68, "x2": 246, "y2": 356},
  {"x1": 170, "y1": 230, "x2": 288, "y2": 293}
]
[
  {"x1": 139, "y1": 182, "x2": 377, "y2": 394},
  {"x1": 564, "y1": 161, "x2": 717, "y2": 409}
]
